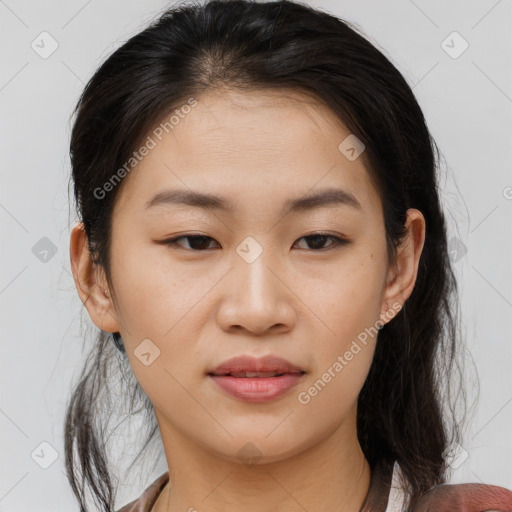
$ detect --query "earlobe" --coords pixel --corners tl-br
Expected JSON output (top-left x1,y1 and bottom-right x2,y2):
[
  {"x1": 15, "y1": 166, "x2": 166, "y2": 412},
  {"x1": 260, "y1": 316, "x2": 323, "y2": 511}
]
[
  {"x1": 69, "y1": 222, "x2": 121, "y2": 333},
  {"x1": 380, "y1": 208, "x2": 426, "y2": 324}
]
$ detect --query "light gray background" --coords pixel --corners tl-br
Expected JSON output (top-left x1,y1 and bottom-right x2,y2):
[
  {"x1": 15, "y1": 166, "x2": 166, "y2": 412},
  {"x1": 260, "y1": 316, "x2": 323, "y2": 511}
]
[{"x1": 1, "y1": 0, "x2": 511, "y2": 510}]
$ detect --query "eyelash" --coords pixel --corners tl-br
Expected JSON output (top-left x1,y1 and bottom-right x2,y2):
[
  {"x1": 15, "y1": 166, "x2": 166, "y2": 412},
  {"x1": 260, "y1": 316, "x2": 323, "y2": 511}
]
[{"x1": 160, "y1": 232, "x2": 350, "y2": 252}]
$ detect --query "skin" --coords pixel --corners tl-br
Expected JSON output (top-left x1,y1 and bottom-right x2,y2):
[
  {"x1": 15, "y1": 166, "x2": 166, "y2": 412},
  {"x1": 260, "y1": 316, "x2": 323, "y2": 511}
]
[{"x1": 70, "y1": 87, "x2": 425, "y2": 512}]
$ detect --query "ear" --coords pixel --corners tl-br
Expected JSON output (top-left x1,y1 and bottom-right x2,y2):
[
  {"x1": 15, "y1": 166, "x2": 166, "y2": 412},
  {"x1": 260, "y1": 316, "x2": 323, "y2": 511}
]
[
  {"x1": 380, "y1": 208, "x2": 426, "y2": 324},
  {"x1": 69, "y1": 221, "x2": 121, "y2": 333}
]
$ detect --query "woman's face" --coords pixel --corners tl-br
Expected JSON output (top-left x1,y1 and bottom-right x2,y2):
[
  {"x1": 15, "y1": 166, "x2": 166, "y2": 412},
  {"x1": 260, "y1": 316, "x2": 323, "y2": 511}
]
[{"x1": 78, "y1": 88, "x2": 421, "y2": 465}]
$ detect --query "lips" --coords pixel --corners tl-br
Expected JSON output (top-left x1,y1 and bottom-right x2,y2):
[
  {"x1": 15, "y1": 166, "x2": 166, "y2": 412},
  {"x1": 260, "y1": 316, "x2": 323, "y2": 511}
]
[
  {"x1": 208, "y1": 354, "x2": 305, "y2": 377},
  {"x1": 208, "y1": 355, "x2": 306, "y2": 403}
]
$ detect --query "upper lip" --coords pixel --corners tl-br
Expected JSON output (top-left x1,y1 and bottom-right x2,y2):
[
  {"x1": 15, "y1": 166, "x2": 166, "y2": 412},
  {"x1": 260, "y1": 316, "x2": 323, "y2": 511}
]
[{"x1": 209, "y1": 355, "x2": 306, "y2": 376}]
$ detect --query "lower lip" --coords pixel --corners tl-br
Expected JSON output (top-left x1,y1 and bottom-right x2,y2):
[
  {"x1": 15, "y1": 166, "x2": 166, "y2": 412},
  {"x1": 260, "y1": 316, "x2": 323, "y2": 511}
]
[{"x1": 209, "y1": 373, "x2": 305, "y2": 403}]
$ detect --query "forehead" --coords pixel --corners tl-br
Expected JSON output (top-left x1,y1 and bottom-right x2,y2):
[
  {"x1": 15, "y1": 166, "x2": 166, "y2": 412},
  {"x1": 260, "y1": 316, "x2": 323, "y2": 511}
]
[{"x1": 113, "y1": 87, "x2": 381, "y2": 218}]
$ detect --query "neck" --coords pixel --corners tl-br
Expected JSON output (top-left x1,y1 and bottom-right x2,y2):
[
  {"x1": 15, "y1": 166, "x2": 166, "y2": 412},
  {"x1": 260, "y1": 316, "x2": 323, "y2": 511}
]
[{"x1": 153, "y1": 409, "x2": 372, "y2": 512}]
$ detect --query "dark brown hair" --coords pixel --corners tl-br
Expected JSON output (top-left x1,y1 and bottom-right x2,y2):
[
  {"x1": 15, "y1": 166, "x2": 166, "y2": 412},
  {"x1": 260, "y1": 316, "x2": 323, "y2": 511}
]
[{"x1": 65, "y1": 1, "x2": 472, "y2": 510}]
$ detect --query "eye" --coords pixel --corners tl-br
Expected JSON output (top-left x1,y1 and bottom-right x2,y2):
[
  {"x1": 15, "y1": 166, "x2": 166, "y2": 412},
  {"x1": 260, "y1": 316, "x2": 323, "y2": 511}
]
[
  {"x1": 293, "y1": 233, "x2": 349, "y2": 251},
  {"x1": 160, "y1": 232, "x2": 349, "y2": 252},
  {"x1": 163, "y1": 234, "x2": 219, "y2": 251}
]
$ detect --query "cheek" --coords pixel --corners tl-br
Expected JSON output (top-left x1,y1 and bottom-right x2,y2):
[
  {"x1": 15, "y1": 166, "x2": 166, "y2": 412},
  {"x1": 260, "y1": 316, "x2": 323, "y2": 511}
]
[
  {"x1": 303, "y1": 248, "x2": 386, "y2": 407},
  {"x1": 312, "y1": 250, "x2": 386, "y2": 341},
  {"x1": 108, "y1": 240, "x2": 201, "y2": 337},
  {"x1": 296, "y1": 259, "x2": 385, "y2": 418},
  {"x1": 295, "y1": 338, "x2": 376, "y2": 431}
]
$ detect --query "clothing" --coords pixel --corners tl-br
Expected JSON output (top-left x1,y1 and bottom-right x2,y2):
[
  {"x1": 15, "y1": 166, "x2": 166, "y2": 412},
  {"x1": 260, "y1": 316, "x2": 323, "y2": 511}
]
[
  {"x1": 382, "y1": 462, "x2": 512, "y2": 512},
  {"x1": 117, "y1": 472, "x2": 168, "y2": 512},
  {"x1": 116, "y1": 461, "x2": 512, "y2": 512}
]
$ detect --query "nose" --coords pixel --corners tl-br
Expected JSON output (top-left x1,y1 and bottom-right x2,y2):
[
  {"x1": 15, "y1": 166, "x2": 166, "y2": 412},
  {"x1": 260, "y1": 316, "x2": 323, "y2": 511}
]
[{"x1": 216, "y1": 248, "x2": 297, "y2": 336}]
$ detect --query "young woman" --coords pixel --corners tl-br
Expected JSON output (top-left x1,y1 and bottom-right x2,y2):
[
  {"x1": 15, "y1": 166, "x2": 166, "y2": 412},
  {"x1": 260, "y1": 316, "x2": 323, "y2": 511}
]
[{"x1": 66, "y1": 1, "x2": 512, "y2": 511}]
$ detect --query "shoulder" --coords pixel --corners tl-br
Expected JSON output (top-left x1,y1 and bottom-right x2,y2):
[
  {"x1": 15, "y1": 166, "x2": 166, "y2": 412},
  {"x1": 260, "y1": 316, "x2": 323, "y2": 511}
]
[
  {"x1": 411, "y1": 481, "x2": 512, "y2": 512},
  {"x1": 116, "y1": 472, "x2": 169, "y2": 512},
  {"x1": 385, "y1": 462, "x2": 512, "y2": 512}
]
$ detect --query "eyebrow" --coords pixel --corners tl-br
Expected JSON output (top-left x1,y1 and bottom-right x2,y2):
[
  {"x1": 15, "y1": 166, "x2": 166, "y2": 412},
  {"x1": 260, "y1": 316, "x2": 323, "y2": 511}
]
[{"x1": 144, "y1": 187, "x2": 362, "y2": 215}]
